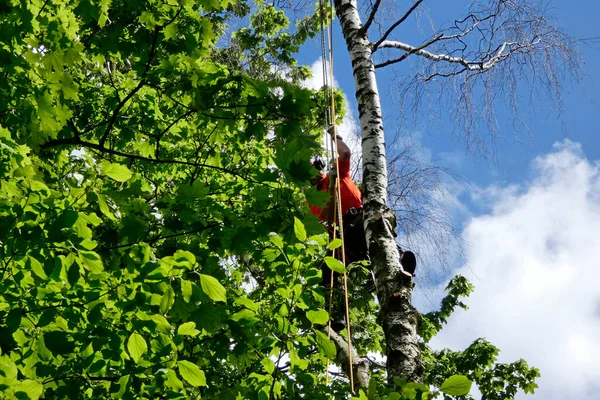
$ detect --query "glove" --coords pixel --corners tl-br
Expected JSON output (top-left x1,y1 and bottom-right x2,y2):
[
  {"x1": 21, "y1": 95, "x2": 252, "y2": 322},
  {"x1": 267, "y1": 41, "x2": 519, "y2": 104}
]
[
  {"x1": 327, "y1": 124, "x2": 336, "y2": 138},
  {"x1": 328, "y1": 166, "x2": 337, "y2": 191},
  {"x1": 327, "y1": 125, "x2": 343, "y2": 141}
]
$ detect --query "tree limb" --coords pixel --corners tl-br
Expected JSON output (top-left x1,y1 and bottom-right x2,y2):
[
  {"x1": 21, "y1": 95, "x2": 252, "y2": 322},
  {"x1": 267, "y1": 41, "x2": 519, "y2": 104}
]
[
  {"x1": 323, "y1": 328, "x2": 370, "y2": 389},
  {"x1": 40, "y1": 137, "x2": 259, "y2": 182},
  {"x1": 358, "y1": 0, "x2": 382, "y2": 37},
  {"x1": 372, "y1": 0, "x2": 423, "y2": 52},
  {"x1": 98, "y1": 26, "x2": 160, "y2": 147},
  {"x1": 374, "y1": 34, "x2": 443, "y2": 69},
  {"x1": 376, "y1": 39, "x2": 526, "y2": 71}
]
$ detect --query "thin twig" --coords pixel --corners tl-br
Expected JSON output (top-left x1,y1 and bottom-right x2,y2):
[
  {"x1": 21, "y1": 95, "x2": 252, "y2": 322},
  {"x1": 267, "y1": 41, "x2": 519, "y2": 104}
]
[{"x1": 358, "y1": 0, "x2": 382, "y2": 37}]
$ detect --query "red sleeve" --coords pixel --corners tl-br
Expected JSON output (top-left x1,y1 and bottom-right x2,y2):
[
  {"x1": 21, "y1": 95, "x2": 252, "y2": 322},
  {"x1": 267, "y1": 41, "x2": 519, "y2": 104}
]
[{"x1": 337, "y1": 157, "x2": 351, "y2": 178}]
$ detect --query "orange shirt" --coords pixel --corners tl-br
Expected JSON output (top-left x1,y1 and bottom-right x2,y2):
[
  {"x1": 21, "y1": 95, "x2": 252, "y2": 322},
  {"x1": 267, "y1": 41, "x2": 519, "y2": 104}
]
[{"x1": 310, "y1": 158, "x2": 362, "y2": 221}]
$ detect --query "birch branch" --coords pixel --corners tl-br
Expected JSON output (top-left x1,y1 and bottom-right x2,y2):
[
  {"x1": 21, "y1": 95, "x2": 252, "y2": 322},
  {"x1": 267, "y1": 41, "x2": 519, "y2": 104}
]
[
  {"x1": 375, "y1": 39, "x2": 532, "y2": 71},
  {"x1": 372, "y1": 0, "x2": 423, "y2": 51},
  {"x1": 324, "y1": 328, "x2": 370, "y2": 388},
  {"x1": 372, "y1": 13, "x2": 488, "y2": 56},
  {"x1": 358, "y1": 0, "x2": 382, "y2": 36}
]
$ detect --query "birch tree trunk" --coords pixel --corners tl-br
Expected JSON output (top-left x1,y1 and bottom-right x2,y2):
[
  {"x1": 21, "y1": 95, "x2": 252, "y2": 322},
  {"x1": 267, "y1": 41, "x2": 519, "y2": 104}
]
[{"x1": 332, "y1": 0, "x2": 423, "y2": 385}]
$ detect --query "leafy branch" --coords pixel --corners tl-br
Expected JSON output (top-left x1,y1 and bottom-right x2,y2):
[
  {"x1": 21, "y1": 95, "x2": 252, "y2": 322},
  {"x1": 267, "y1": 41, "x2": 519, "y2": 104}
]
[
  {"x1": 98, "y1": 26, "x2": 161, "y2": 148},
  {"x1": 40, "y1": 136, "x2": 259, "y2": 182}
]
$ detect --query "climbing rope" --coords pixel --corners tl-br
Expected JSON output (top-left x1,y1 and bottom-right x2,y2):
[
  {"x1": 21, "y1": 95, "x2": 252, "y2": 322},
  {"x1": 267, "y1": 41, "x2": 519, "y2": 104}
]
[{"x1": 319, "y1": 0, "x2": 355, "y2": 392}]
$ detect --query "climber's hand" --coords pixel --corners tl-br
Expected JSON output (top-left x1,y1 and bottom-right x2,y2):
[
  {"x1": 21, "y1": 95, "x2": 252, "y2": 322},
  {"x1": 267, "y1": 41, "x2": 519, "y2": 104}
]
[
  {"x1": 327, "y1": 124, "x2": 336, "y2": 138},
  {"x1": 328, "y1": 167, "x2": 337, "y2": 191}
]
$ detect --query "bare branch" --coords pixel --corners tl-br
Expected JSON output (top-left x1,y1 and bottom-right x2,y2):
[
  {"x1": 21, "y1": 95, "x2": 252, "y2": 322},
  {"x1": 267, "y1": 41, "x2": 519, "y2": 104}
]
[
  {"x1": 377, "y1": 39, "x2": 526, "y2": 71},
  {"x1": 358, "y1": 0, "x2": 382, "y2": 37},
  {"x1": 374, "y1": 34, "x2": 443, "y2": 69},
  {"x1": 372, "y1": 0, "x2": 423, "y2": 52},
  {"x1": 381, "y1": 0, "x2": 584, "y2": 154},
  {"x1": 374, "y1": 12, "x2": 502, "y2": 68}
]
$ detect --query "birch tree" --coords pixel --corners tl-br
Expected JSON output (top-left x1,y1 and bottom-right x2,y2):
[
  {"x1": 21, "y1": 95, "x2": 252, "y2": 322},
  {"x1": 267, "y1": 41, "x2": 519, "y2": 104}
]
[{"x1": 331, "y1": 0, "x2": 581, "y2": 385}]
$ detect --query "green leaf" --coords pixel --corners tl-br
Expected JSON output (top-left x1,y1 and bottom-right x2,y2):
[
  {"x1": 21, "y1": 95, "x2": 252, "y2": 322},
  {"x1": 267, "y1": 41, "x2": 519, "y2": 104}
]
[
  {"x1": 27, "y1": 255, "x2": 48, "y2": 279},
  {"x1": 163, "y1": 368, "x2": 184, "y2": 390},
  {"x1": 305, "y1": 186, "x2": 330, "y2": 207},
  {"x1": 160, "y1": 286, "x2": 175, "y2": 314},
  {"x1": 327, "y1": 238, "x2": 342, "y2": 250},
  {"x1": 0, "y1": 355, "x2": 18, "y2": 380},
  {"x1": 324, "y1": 256, "x2": 345, "y2": 273},
  {"x1": 15, "y1": 379, "x2": 44, "y2": 400},
  {"x1": 199, "y1": 274, "x2": 226, "y2": 302},
  {"x1": 181, "y1": 279, "x2": 193, "y2": 303},
  {"x1": 306, "y1": 310, "x2": 329, "y2": 325},
  {"x1": 262, "y1": 248, "x2": 280, "y2": 262},
  {"x1": 289, "y1": 349, "x2": 308, "y2": 371},
  {"x1": 314, "y1": 330, "x2": 336, "y2": 359},
  {"x1": 234, "y1": 297, "x2": 259, "y2": 311},
  {"x1": 261, "y1": 357, "x2": 275, "y2": 374},
  {"x1": 127, "y1": 333, "x2": 148, "y2": 364},
  {"x1": 177, "y1": 322, "x2": 199, "y2": 336},
  {"x1": 294, "y1": 216, "x2": 307, "y2": 241},
  {"x1": 269, "y1": 233, "x2": 284, "y2": 248},
  {"x1": 78, "y1": 251, "x2": 104, "y2": 273},
  {"x1": 100, "y1": 161, "x2": 133, "y2": 182},
  {"x1": 97, "y1": 194, "x2": 117, "y2": 220},
  {"x1": 177, "y1": 360, "x2": 207, "y2": 387},
  {"x1": 6, "y1": 307, "x2": 22, "y2": 333},
  {"x1": 43, "y1": 331, "x2": 75, "y2": 355},
  {"x1": 164, "y1": 23, "x2": 178, "y2": 40},
  {"x1": 150, "y1": 314, "x2": 172, "y2": 334},
  {"x1": 308, "y1": 235, "x2": 327, "y2": 246},
  {"x1": 67, "y1": 262, "x2": 80, "y2": 287},
  {"x1": 231, "y1": 309, "x2": 258, "y2": 322},
  {"x1": 440, "y1": 375, "x2": 472, "y2": 396}
]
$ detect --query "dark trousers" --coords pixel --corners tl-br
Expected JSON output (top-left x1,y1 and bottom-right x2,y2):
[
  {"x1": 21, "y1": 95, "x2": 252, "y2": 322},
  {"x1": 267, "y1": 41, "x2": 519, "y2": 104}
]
[
  {"x1": 320, "y1": 207, "x2": 416, "y2": 288},
  {"x1": 321, "y1": 208, "x2": 368, "y2": 288}
]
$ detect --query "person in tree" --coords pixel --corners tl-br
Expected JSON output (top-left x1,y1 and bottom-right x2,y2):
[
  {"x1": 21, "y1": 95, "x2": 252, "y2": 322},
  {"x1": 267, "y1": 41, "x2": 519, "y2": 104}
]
[
  {"x1": 310, "y1": 126, "x2": 366, "y2": 264},
  {"x1": 310, "y1": 125, "x2": 417, "y2": 286}
]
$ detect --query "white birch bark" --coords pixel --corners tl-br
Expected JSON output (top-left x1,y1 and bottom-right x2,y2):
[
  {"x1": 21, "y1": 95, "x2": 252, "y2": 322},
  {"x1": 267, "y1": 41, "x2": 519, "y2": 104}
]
[
  {"x1": 324, "y1": 329, "x2": 370, "y2": 388},
  {"x1": 332, "y1": 0, "x2": 423, "y2": 384}
]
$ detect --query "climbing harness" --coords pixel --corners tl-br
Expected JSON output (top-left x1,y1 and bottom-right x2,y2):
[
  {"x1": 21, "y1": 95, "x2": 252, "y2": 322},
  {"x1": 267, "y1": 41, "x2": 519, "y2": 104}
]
[{"x1": 318, "y1": 0, "x2": 355, "y2": 392}]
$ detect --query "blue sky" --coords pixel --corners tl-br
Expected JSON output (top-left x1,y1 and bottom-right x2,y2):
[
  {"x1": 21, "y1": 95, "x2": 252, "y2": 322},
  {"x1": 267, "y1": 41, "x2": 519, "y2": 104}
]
[{"x1": 295, "y1": 1, "x2": 600, "y2": 399}]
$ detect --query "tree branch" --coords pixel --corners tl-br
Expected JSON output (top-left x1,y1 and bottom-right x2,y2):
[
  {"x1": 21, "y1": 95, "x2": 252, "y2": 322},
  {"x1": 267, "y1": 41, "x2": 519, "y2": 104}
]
[
  {"x1": 99, "y1": 205, "x2": 280, "y2": 252},
  {"x1": 323, "y1": 328, "x2": 370, "y2": 389},
  {"x1": 40, "y1": 136, "x2": 258, "y2": 182},
  {"x1": 376, "y1": 39, "x2": 524, "y2": 71},
  {"x1": 358, "y1": 0, "x2": 382, "y2": 37},
  {"x1": 372, "y1": 0, "x2": 423, "y2": 52},
  {"x1": 98, "y1": 26, "x2": 160, "y2": 148},
  {"x1": 374, "y1": 34, "x2": 443, "y2": 69},
  {"x1": 374, "y1": 11, "x2": 508, "y2": 68}
]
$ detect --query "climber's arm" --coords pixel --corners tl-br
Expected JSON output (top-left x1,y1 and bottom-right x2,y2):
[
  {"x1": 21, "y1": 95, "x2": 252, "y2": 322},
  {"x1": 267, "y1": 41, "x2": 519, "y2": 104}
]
[{"x1": 328, "y1": 125, "x2": 351, "y2": 161}]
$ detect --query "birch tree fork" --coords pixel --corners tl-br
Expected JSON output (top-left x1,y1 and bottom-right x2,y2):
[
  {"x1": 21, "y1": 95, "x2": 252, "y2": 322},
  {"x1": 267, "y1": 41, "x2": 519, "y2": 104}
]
[{"x1": 331, "y1": 0, "x2": 582, "y2": 387}]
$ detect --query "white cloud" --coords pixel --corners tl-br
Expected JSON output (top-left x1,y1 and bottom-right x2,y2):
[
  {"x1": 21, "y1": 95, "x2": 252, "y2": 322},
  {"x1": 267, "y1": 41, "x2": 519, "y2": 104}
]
[{"x1": 430, "y1": 140, "x2": 600, "y2": 399}]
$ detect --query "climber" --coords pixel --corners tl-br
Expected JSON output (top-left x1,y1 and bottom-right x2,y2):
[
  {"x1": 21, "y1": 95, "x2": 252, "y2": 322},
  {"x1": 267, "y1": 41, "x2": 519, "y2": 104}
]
[
  {"x1": 310, "y1": 125, "x2": 417, "y2": 281},
  {"x1": 310, "y1": 126, "x2": 367, "y2": 270}
]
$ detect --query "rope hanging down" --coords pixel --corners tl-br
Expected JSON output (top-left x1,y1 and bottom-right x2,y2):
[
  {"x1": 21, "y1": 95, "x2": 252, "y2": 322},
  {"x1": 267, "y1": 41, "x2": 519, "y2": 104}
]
[{"x1": 318, "y1": 0, "x2": 355, "y2": 392}]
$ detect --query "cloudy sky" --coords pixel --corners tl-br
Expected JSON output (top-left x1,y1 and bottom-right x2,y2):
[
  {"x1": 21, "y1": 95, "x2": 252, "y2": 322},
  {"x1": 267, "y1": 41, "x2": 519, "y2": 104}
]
[
  {"x1": 430, "y1": 141, "x2": 600, "y2": 399},
  {"x1": 296, "y1": 0, "x2": 600, "y2": 398}
]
